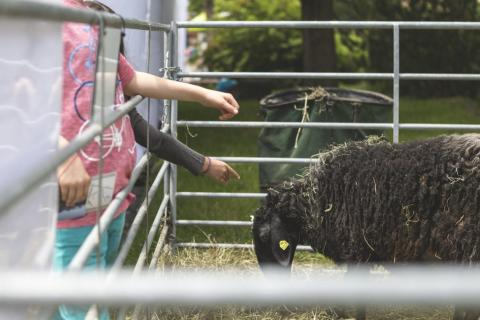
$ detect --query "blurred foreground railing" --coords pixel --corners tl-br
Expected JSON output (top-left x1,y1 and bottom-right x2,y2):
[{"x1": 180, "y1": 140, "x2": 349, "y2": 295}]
[{"x1": 2, "y1": 266, "x2": 480, "y2": 307}]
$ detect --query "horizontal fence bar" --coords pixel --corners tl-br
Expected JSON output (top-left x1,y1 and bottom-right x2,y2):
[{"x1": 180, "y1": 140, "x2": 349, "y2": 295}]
[
  {"x1": 177, "y1": 192, "x2": 266, "y2": 199},
  {"x1": 179, "y1": 121, "x2": 480, "y2": 131},
  {"x1": 178, "y1": 21, "x2": 395, "y2": 29},
  {"x1": 177, "y1": 121, "x2": 393, "y2": 129},
  {"x1": 399, "y1": 22, "x2": 480, "y2": 30},
  {"x1": 176, "y1": 243, "x2": 253, "y2": 250},
  {"x1": 178, "y1": 21, "x2": 480, "y2": 30},
  {"x1": 175, "y1": 243, "x2": 313, "y2": 252},
  {"x1": 0, "y1": 0, "x2": 170, "y2": 31},
  {"x1": 8, "y1": 267, "x2": 480, "y2": 306},
  {"x1": 112, "y1": 162, "x2": 169, "y2": 270},
  {"x1": 179, "y1": 72, "x2": 392, "y2": 80},
  {"x1": 399, "y1": 123, "x2": 480, "y2": 130},
  {"x1": 0, "y1": 95, "x2": 144, "y2": 217},
  {"x1": 68, "y1": 153, "x2": 149, "y2": 270},
  {"x1": 214, "y1": 157, "x2": 315, "y2": 164},
  {"x1": 401, "y1": 73, "x2": 480, "y2": 81},
  {"x1": 176, "y1": 220, "x2": 252, "y2": 227},
  {"x1": 180, "y1": 72, "x2": 480, "y2": 80}
]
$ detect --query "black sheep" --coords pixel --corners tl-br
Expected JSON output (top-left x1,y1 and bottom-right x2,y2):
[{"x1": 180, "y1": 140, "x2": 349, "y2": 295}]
[{"x1": 253, "y1": 134, "x2": 480, "y2": 320}]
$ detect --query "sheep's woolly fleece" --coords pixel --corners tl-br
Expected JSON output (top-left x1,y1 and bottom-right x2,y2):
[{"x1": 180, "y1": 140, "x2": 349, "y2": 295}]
[{"x1": 257, "y1": 134, "x2": 480, "y2": 264}]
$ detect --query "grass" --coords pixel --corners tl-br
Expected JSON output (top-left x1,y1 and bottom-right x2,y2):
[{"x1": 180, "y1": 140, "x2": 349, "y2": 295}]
[
  {"x1": 390, "y1": 96, "x2": 480, "y2": 142},
  {"x1": 132, "y1": 247, "x2": 451, "y2": 320}
]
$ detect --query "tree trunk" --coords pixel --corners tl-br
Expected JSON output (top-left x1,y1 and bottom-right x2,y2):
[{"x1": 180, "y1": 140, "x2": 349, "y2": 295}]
[
  {"x1": 204, "y1": 0, "x2": 214, "y2": 19},
  {"x1": 301, "y1": 0, "x2": 337, "y2": 86}
]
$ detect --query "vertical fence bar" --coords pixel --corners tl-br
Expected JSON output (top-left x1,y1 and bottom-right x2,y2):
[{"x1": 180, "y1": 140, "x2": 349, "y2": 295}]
[
  {"x1": 163, "y1": 31, "x2": 171, "y2": 232},
  {"x1": 393, "y1": 24, "x2": 400, "y2": 143},
  {"x1": 168, "y1": 21, "x2": 179, "y2": 249}
]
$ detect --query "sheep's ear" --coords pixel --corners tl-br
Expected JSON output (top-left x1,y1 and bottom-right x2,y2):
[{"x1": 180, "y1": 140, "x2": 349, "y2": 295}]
[{"x1": 270, "y1": 215, "x2": 295, "y2": 267}]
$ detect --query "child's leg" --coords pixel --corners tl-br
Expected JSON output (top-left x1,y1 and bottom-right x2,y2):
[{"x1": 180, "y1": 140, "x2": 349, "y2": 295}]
[
  {"x1": 53, "y1": 214, "x2": 125, "y2": 320},
  {"x1": 53, "y1": 224, "x2": 107, "y2": 271},
  {"x1": 106, "y1": 213, "x2": 125, "y2": 266}
]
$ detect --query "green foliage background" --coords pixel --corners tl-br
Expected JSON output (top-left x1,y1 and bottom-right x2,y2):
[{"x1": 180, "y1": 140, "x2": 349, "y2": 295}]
[
  {"x1": 188, "y1": 0, "x2": 479, "y2": 98},
  {"x1": 351, "y1": 0, "x2": 480, "y2": 97}
]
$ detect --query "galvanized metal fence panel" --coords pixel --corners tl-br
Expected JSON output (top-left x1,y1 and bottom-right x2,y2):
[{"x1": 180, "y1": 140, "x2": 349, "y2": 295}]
[{"x1": 172, "y1": 20, "x2": 480, "y2": 249}]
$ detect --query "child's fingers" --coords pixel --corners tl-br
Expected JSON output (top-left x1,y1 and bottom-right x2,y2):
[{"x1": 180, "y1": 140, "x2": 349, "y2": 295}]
[
  {"x1": 68, "y1": 184, "x2": 80, "y2": 207},
  {"x1": 224, "y1": 93, "x2": 240, "y2": 110},
  {"x1": 60, "y1": 183, "x2": 70, "y2": 205},
  {"x1": 78, "y1": 180, "x2": 89, "y2": 203},
  {"x1": 219, "y1": 113, "x2": 234, "y2": 120},
  {"x1": 221, "y1": 100, "x2": 238, "y2": 116},
  {"x1": 226, "y1": 165, "x2": 240, "y2": 180},
  {"x1": 63, "y1": 182, "x2": 75, "y2": 206}
]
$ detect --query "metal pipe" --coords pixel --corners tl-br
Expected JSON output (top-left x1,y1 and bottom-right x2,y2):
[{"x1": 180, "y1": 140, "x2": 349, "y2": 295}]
[
  {"x1": 148, "y1": 225, "x2": 170, "y2": 270},
  {"x1": 176, "y1": 220, "x2": 252, "y2": 227},
  {"x1": 111, "y1": 162, "x2": 169, "y2": 270},
  {"x1": 175, "y1": 243, "x2": 313, "y2": 252},
  {"x1": 178, "y1": 121, "x2": 480, "y2": 131},
  {"x1": 400, "y1": 73, "x2": 480, "y2": 81},
  {"x1": 130, "y1": 197, "x2": 169, "y2": 320},
  {"x1": 176, "y1": 243, "x2": 253, "y2": 250},
  {"x1": 176, "y1": 192, "x2": 266, "y2": 199},
  {"x1": 398, "y1": 21, "x2": 480, "y2": 30},
  {"x1": 178, "y1": 21, "x2": 395, "y2": 29},
  {"x1": 134, "y1": 196, "x2": 169, "y2": 273},
  {"x1": 160, "y1": 124, "x2": 170, "y2": 133},
  {"x1": 177, "y1": 121, "x2": 393, "y2": 129},
  {"x1": 213, "y1": 157, "x2": 315, "y2": 164},
  {"x1": 178, "y1": 71, "x2": 392, "y2": 80},
  {"x1": 0, "y1": 0, "x2": 170, "y2": 31},
  {"x1": 399, "y1": 123, "x2": 480, "y2": 130},
  {"x1": 7, "y1": 267, "x2": 480, "y2": 306},
  {"x1": 68, "y1": 153, "x2": 149, "y2": 270},
  {"x1": 169, "y1": 22, "x2": 179, "y2": 249},
  {"x1": 0, "y1": 95, "x2": 143, "y2": 217},
  {"x1": 178, "y1": 72, "x2": 480, "y2": 81},
  {"x1": 393, "y1": 24, "x2": 400, "y2": 144},
  {"x1": 177, "y1": 20, "x2": 480, "y2": 30},
  {"x1": 162, "y1": 32, "x2": 172, "y2": 244}
]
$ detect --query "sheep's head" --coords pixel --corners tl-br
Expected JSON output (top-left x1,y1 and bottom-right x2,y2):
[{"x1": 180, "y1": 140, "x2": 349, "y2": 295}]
[{"x1": 252, "y1": 204, "x2": 299, "y2": 273}]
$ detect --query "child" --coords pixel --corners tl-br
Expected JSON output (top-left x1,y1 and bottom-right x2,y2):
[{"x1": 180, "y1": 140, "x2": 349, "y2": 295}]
[{"x1": 56, "y1": 0, "x2": 240, "y2": 318}]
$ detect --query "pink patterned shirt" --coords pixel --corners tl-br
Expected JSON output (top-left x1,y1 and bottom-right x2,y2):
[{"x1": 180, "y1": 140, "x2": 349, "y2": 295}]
[{"x1": 59, "y1": 0, "x2": 136, "y2": 228}]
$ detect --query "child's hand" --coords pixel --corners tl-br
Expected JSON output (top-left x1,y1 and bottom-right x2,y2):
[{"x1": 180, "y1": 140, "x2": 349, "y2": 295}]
[
  {"x1": 57, "y1": 154, "x2": 91, "y2": 207},
  {"x1": 201, "y1": 90, "x2": 240, "y2": 120},
  {"x1": 203, "y1": 157, "x2": 240, "y2": 184}
]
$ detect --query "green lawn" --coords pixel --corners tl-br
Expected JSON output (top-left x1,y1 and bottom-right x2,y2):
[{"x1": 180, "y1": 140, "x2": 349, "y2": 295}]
[
  {"x1": 393, "y1": 96, "x2": 480, "y2": 142},
  {"x1": 172, "y1": 94, "x2": 480, "y2": 245}
]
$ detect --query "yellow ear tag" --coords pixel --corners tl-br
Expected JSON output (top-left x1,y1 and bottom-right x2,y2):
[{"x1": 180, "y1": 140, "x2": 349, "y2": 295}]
[{"x1": 279, "y1": 240, "x2": 289, "y2": 251}]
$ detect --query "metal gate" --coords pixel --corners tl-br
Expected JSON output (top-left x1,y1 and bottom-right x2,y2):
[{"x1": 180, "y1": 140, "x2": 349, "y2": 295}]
[{"x1": 170, "y1": 20, "x2": 480, "y2": 250}]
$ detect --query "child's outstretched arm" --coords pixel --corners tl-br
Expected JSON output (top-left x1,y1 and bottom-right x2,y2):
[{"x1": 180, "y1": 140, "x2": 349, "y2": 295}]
[
  {"x1": 129, "y1": 109, "x2": 240, "y2": 184},
  {"x1": 124, "y1": 71, "x2": 240, "y2": 120}
]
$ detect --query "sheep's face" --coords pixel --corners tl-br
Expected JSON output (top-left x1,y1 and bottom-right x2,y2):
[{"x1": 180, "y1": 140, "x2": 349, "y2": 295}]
[{"x1": 253, "y1": 207, "x2": 298, "y2": 272}]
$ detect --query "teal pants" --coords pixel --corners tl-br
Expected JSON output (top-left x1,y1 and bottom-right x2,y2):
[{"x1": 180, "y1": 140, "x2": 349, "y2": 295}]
[{"x1": 53, "y1": 213, "x2": 125, "y2": 320}]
